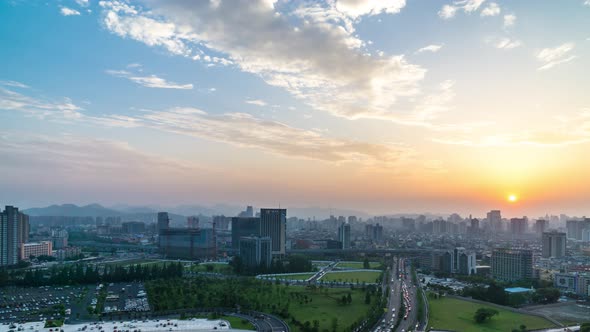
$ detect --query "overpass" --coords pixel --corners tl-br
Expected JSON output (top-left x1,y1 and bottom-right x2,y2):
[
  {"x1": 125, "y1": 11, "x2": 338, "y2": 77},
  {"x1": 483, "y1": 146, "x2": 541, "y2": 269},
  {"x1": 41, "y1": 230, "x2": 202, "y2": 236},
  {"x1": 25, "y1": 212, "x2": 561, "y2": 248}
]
[{"x1": 286, "y1": 248, "x2": 431, "y2": 255}]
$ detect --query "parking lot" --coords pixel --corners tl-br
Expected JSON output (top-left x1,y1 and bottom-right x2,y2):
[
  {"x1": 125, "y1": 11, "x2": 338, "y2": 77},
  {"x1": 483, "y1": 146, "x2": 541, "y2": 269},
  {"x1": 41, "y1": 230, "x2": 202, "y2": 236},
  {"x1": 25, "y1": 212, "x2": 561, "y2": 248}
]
[
  {"x1": 0, "y1": 285, "x2": 93, "y2": 324},
  {"x1": 0, "y1": 282, "x2": 150, "y2": 325}
]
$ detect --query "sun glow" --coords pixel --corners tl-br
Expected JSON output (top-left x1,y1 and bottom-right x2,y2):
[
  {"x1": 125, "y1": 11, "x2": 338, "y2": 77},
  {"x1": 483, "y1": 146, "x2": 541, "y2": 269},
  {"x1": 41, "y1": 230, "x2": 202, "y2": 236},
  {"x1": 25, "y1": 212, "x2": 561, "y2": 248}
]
[{"x1": 507, "y1": 194, "x2": 518, "y2": 203}]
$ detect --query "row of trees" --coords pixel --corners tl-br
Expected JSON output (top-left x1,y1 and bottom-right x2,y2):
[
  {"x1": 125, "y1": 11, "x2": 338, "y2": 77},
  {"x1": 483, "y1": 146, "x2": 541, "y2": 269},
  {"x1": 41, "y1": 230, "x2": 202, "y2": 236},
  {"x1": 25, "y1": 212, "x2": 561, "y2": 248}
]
[
  {"x1": 462, "y1": 282, "x2": 561, "y2": 306},
  {"x1": 230, "y1": 254, "x2": 313, "y2": 275},
  {"x1": 2, "y1": 262, "x2": 183, "y2": 287}
]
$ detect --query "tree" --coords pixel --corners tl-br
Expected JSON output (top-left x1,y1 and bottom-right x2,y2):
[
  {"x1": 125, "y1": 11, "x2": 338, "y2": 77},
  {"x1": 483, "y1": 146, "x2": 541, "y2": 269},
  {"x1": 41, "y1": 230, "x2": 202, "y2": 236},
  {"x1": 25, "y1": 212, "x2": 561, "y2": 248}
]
[
  {"x1": 580, "y1": 323, "x2": 590, "y2": 332},
  {"x1": 474, "y1": 308, "x2": 499, "y2": 323},
  {"x1": 363, "y1": 258, "x2": 370, "y2": 269},
  {"x1": 331, "y1": 317, "x2": 338, "y2": 332},
  {"x1": 347, "y1": 293, "x2": 352, "y2": 304}
]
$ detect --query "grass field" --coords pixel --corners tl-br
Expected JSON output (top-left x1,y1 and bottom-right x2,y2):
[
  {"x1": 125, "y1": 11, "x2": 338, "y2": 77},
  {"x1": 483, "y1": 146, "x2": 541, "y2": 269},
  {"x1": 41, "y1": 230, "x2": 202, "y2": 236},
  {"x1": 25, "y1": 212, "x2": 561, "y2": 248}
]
[
  {"x1": 320, "y1": 271, "x2": 381, "y2": 283},
  {"x1": 221, "y1": 316, "x2": 255, "y2": 330},
  {"x1": 286, "y1": 286, "x2": 372, "y2": 331},
  {"x1": 428, "y1": 296, "x2": 557, "y2": 332},
  {"x1": 337, "y1": 261, "x2": 381, "y2": 269}
]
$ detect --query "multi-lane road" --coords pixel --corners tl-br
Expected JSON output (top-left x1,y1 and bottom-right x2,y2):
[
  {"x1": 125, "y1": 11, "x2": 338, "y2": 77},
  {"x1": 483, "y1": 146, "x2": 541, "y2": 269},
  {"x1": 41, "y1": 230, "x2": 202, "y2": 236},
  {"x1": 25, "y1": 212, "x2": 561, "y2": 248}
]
[{"x1": 373, "y1": 257, "x2": 420, "y2": 332}]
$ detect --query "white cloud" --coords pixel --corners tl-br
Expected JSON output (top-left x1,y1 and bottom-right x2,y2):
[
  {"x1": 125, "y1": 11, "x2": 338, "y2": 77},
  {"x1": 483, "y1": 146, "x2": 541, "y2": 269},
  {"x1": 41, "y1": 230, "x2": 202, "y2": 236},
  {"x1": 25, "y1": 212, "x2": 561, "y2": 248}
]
[
  {"x1": 438, "y1": 0, "x2": 486, "y2": 19},
  {"x1": 0, "y1": 85, "x2": 82, "y2": 120},
  {"x1": 0, "y1": 80, "x2": 29, "y2": 89},
  {"x1": 60, "y1": 7, "x2": 81, "y2": 16},
  {"x1": 98, "y1": 0, "x2": 428, "y2": 122},
  {"x1": 334, "y1": 0, "x2": 406, "y2": 19},
  {"x1": 115, "y1": 107, "x2": 414, "y2": 166},
  {"x1": 106, "y1": 69, "x2": 193, "y2": 89},
  {"x1": 75, "y1": 0, "x2": 90, "y2": 7},
  {"x1": 503, "y1": 14, "x2": 516, "y2": 28},
  {"x1": 537, "y1": 43, "x2": 577, "y2": 70},
  {"x1": 481, "y1": 2, "x2": 500, "y2": 17},
  {"x1": 245, "y1": 99, "x2": 268, "y2": 107},
  {"x1": 585, "y1": 0, "x2": 590, "y2": 6},
  {"x1": 415, "y1": 44, "x2": 444, "y2": 54},
  {"x1": 492, "y1": 37, "x2": 522, "y2": 49}
]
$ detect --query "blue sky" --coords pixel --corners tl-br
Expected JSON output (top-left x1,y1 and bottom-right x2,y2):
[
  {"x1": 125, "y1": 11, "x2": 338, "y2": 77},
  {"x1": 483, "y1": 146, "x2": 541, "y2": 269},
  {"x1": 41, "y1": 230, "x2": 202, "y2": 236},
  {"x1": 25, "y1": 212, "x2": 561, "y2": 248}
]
[{"x1": 1, "y1": 0, "x2": 589, "y2": 216}]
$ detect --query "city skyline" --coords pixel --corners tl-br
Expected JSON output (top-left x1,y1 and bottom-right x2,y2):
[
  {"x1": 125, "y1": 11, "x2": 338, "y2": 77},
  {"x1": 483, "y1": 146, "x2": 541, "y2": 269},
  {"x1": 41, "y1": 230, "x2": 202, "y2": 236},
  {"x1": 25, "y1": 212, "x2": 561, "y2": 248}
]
[{"x1": 1, "y1": 0, "x2": 590, "y2": 216}]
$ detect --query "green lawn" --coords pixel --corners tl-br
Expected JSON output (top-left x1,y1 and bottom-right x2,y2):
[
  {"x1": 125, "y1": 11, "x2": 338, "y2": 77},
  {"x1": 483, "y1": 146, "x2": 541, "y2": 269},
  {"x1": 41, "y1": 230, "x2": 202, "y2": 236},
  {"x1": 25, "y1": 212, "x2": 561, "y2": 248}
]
[
  {"x1": 337, "y1": 261, "x2": 381, "y2": 269},
  {"x1": 428, "y1": 296, "x2": 557, "y2": 332},
  {"x1": 273, "y1": 273, "x2": 315, "y2": 280},
  {"x1": 286, "y1": 286, "x2": 372, "y2": 331},
  {"x1": 221, "y1": 316, "x2": 256, "y2": 330},
  {"x1": 320, "y1": 271, "x2": 381, "y2": 283}
]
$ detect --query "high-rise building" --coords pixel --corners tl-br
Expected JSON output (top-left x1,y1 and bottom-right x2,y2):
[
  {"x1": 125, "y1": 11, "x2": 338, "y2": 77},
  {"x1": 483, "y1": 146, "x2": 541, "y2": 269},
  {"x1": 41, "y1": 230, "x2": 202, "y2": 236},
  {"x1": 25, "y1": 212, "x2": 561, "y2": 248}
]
[
  {"x1": 158, "y1": 228, "x2": 216, "y2": 259},
  {"x1": 231, "y1": 217, "x2": 261, "y2": 251},
  {"x1": 433, "y1": 219, "x2": 446, "y2": 234},
  {"x1": 187, "y1": 216, "x2": 199, "y2": 229},
  {"x1": 535, "y1": 219, "x2": 549, "y2": 235},
  {"x1": 470, "y1": 217, "x2": 480, "y2": 234},
  {"x1": 487, "y1": 210, "x2": 502, "y2": 232},
  {"x1": 1, "y1": 206, "x2": 29, "y2": 266},
  {"x1": 491, "y1": 248, "x2": 533, "y2": 282},
  {"x1": 51, "y1": 228, "x2": 69, "y2": 250},
  {"x1": 566, "y1": 218, "x2": 590, "y2": 240},
  {"x1": 260, "y1": 208, "x2": 286, "y2": 256},
  {"x1": 213, "y1": 215, "x2": 231, "y2": 231},
  {"x1": 238, "y1": 206, "x2": 255, "y2": 218},
  {"x1": 239, "y1": 236, "x2": 271, "y2": 269},
  {"x1": 338, "y1": 222, "x2": 351, "y2": 249},
  {"x1": 510, "y1": 217, "x2": 528, "y2": 236},
  {"x1": 542, "y1": 231, "x2": 566, "y2": 258},
  {"x1": 157, "y1": 212, "x2": 169, "y2": 233},
  {"x1": 122, "y1": 221, "x2": 146, "y2": 234}
]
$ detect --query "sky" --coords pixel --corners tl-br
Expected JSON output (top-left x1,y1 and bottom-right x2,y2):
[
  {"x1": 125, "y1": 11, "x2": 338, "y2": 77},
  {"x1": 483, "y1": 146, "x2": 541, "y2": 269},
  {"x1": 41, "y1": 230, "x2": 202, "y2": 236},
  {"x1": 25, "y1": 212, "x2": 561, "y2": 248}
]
[{"x1": 0, "y1": 0, "x2": 589, "y2": 217}]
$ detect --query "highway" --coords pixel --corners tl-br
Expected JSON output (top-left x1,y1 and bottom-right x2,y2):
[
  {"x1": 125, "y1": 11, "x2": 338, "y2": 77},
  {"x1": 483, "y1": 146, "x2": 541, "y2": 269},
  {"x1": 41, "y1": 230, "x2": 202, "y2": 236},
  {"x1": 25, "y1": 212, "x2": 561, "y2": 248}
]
[{"x1": 396, "y1": 258, "x2": 419, "y2": 332}]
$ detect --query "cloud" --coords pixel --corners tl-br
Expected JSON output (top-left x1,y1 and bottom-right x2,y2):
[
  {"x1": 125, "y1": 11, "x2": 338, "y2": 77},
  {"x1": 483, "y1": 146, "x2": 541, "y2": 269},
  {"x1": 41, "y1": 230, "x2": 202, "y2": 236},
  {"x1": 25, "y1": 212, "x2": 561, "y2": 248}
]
[
  {"x1": 96, "y1": 107, "x2": 414, "y2": 166},
  {"x1": 415, "y1": 44, "x2": 444, "y2": 54},
  {"x1": 0, "y1": 134, "x2": 202, "y2": 185},
  {"x1": 106, "y1": 69, "x2": 193, "y2": 89},
  {"x1": 585, "y1": 0, "x2": 590, "y2": 6},
  {"x1": 245, "y1": 99, "x2": 268, "y2": 107},
  {"x1": 480, "y1": 2, "x2": 500, "y2": 17},
  {"x1": 60, "y1": 7, "x2": 81, "y2": 16},
  {"x1": 536, "y1": 43, "x2": 576, "y2": 70},
  {"x1": 0, "y1": 80, "x2": 29, "y2": 89},
  {"x1": 0, "y1": 85, "x2": 82, "y2": 120},
  {"x1": 503, "y1": 14, "x2": 516, "y2": 28},
  {"x1": 75, "y1": 0, "x2": 89, "y2": 7},
  {"x1": 438, "y1": 0, "x2": 486, "y2": 19},
  {"x1": 434, "y1": 110, "x2": 590, "y2": 147},
  {"x1": 98, "y1": 0, "x2": 429, "y2": 122},
  {"x1": 334, "y1": 0, "x2": 406, "y2": 19},
  {"x1": 490, "y1": 37, "x2": 522, "y2": 49}
]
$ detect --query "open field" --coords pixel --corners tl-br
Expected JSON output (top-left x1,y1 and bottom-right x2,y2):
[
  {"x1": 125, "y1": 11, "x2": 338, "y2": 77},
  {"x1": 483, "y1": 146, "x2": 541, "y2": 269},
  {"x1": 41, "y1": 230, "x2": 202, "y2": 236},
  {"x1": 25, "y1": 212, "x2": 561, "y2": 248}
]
[
  {"x1": 320, "y1": 270, "x2": 381, "y2": 283},
  {"x1": 428, "y1": 296, "x2": 557, "y2": 332},
  {"x1": 145, "y1": 277, "x2": 373, "y2": 332},
  {"x1": 336, "y1": 261, "x2": 381, "y2": 269},
  {"x1": 524, "y1": 302, "x2": 590, "y2": 325}
]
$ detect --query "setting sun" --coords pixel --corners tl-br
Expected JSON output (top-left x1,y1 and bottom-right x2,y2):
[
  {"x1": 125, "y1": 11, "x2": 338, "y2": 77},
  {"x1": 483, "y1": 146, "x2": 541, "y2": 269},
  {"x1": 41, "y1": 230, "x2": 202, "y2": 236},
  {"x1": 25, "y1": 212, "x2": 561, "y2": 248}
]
[{"x1": 508, "y1": 194, "x2": 518, "y2": 203}]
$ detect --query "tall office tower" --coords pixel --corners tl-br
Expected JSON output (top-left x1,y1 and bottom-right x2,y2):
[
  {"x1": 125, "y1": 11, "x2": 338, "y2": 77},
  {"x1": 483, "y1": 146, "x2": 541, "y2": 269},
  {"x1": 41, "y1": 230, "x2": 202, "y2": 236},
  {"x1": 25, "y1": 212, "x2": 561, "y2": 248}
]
[
  {"x1": 491, "y1": 248, "x2": 533, "y2": 282},
  {"x1": 535, "y1": 219, "x2": 549, "y2": 235},
  {"x1": 510, "y1": 217, "x2": 528, "y2": 236},
  {"x1": 453, "y1": 247, "x2": 477, "y2": 275},
  {"x1": 470, "y1": 217, "x2": 479, "y2": 231},
  {"x1": 542, "y1": 231, "x2": 567, "y2": 258},
  {"x1": 374, "y1": 223, "x2": 383, "y2": 241},
  {"x1": 487, "y1": 210, "x2": 502, "y2": 232},
  {"x1": 212, "y1": 215, "x2": 231, "y2": 231},
  {"x1": 187, "y1": 216, "x2": 199, "y2": 229},
  {"x1": 1, "y1": 206, "x2": 21, "y2": 266},
  {"x1": 348, "y1": 216, "x2": 357, "y2": 224},
  {"x1": 157, "y1": 212, "x2": 169, "y2": 233},
  {"x1": 239, "y1": 236, "x2": 272, "y2": 269},
  {"x1": 338, "y1": 222, "x2": 351, "y2": 249},
  {"x1": 231, "y1": 217, "x2": 261, "y2": 251},
  {"x1": 260, "y1": 208, "x2": 287, "y2": 255},
  {"x1": 365, "y1": 224, "x2": 374, "y2": 239},
  {"x1": 18, "y1": 212, "x2": 29, "y2": 246}
]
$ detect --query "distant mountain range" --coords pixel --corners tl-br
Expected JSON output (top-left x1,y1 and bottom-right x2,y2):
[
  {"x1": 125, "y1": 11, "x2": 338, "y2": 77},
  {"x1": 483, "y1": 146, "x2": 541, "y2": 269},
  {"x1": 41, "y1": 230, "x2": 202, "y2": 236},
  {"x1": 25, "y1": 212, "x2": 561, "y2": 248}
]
[{"x1": 22, "y1": 203, "x2": 374, "y2": 220}]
